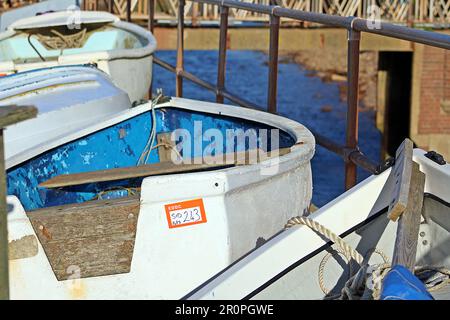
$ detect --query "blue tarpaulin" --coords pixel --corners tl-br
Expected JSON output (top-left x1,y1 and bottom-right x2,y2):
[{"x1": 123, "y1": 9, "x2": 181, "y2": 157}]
[{"x1": 381, "y1": 265, "x2": 434, "y2": 300}]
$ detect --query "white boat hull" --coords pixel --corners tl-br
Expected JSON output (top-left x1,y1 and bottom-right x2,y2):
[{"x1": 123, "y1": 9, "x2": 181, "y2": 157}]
[
  {"x1": 7, "y1": 97, "x2": 315, "y2": 299},
  {"x1": 185, "y1": 150, "x2": 450, "y2": 300},
  {"x1": 0, "y1": 65, "x2": 132, "y2": 160},
  {"x1": 0, "y1": 11, "x2": 157, "y2": 103}
]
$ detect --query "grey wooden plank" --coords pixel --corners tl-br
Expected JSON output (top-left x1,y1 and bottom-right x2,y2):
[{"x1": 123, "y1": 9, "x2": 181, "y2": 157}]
[
  {"x1": 388, "y1": 138, "x2": 414, "y2": 221},
  {"x1": 392, "y1": 161, "x2": 425, "y2": 272},
  {"x1": 1, "y1": 105, "x2": 37, "y2": 299},
  {"x1": 27, "y1": 196, "x2": 141, "y2": 280},
  {"x1": 40, "y1": 148, "x2": 291, "y2": 189}
]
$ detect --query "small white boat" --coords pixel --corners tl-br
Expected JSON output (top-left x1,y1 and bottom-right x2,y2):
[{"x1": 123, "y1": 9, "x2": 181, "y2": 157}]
[
  {"x1": 186, "y1": 143, "x2": 450, "y2": 300},
  {"x1": 0, "y1": 0, "x2": 80, "y2": 32},
  {"x1": 0, "y1": 64, "x2": 131, "y2": 160},
  {"x1": 0, "y1": 10, "x2": 157, "y2": 103},
  {"x1": 7, "y1": 97, "x2": 315, "y2": 299}
]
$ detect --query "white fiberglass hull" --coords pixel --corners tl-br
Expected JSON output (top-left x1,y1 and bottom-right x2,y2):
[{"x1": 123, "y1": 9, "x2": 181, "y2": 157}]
[
  {"x1": 0, "y1": 65, "x2": 131, "y2": 160},
  {"x1": 186, "y1": 150, "x2": 450, "y2": 300},
  {"x1": 0, "y1": 11, "x2": 157, "y2": 103},
  {"x1": 7, "y1": 97, "x2": 315, "y2": 299}
]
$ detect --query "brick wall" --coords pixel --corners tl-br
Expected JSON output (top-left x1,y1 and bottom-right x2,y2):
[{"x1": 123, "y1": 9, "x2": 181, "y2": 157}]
[{"x1": 418, "y1": 46, "x2": 450, "y2": 135}]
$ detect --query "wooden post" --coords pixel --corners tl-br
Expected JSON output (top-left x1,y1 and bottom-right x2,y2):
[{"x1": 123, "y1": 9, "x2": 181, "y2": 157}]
[
  {"x1": 0, "y1": 105, "x2": 37, "y2": 300},
  {"x1": 0, "y1": 129, "x2": 7, "y2": 300},
  {"x1": 387, "y1": 138, "x2": 426, "y2": 272},
  {"x1": 392, "y1": 162, "x2": 425, "y2": 271}
]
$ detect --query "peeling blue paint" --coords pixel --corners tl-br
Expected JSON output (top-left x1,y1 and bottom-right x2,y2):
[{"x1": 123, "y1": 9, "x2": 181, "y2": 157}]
[{"x1": 7, "y1": 108, "x2": 295, "y2": 211}]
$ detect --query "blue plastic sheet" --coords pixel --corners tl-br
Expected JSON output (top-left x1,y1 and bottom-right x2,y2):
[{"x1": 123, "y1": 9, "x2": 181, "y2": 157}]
[{"x1": 381, "y1": 265, "x2": 434, "y2": 300}]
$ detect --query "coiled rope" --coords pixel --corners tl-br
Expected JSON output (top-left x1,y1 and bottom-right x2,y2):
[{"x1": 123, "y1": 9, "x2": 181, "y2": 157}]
[
  {"x1": 285, "y1": 215, "x2": 450, "y2": 300},
  {"x1": 35, "y1": 28, "x2": 88, "y2": 50}
]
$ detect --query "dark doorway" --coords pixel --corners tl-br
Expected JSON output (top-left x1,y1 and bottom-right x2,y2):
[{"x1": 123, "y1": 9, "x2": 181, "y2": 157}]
[{"x1": 378, "y1": 51, "x2": 413, "y2": 157}]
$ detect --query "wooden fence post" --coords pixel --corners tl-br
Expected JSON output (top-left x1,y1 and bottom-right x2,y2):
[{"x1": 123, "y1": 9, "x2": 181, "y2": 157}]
[{"x1": 0, "y1": 105, "x2": 37, "y2": 300}]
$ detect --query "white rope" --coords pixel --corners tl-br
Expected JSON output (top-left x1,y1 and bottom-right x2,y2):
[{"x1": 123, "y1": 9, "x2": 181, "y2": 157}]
[
  {"x1": 284, "y1": 215, "x2": 450, "y2": 300},
  {"x1": 285, "y1": 216, "x2": 364, "y2": 265},
  {"x1": 150, "y1": 142, "x2": 183, "y2": 162},
  {"x1": 137, "y1": 91, "x2": 163, "y2": 166},
  {"x1": 318, "y1": 248, "x2": 354, "y2": 295}
]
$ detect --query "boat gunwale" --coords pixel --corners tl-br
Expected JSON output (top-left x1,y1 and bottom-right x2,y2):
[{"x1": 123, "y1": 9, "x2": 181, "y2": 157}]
[
  {"x1": 0, "y1": 65, "x2": 118, "y2": 100},
  {"x1": 5, "y1": 97, "x2": 315, "y2": 171}
]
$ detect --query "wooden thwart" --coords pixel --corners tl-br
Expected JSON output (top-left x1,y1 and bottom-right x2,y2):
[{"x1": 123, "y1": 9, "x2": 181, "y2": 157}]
[
  {"x1": 27, "y1": 196, "x2": 140, "y2": 280},
  {"x1": 39, "y1": 148, "x2": 290, "y2": 189}
]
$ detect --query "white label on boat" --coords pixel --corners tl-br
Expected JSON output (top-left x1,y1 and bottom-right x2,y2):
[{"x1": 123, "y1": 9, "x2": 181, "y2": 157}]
[{"x1": 165, "y1": 199, "x2": 207, "y2": 229}]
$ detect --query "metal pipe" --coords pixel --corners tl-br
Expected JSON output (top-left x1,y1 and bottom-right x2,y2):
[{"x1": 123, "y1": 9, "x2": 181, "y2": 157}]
[
  {"x1": 348, "y1": 150, "x2": 379, "y2": 174},
  {"x1": 272, "y1": 6, "x2": 351, "y2": 28},
  {"x1": 176, "y1": 0, "x2": 185, "y2": 97},
  {"x1": 154, "y1": 57, "x2": 262, "y2": 109},
  {"x1": 267, "y1": 13, "x2": 280, "y2": 114},
  {"x1": 352, "y1": 18, "x2": 450, "y2": 51},
  {"x1": 135, "y1": 0, "x2": 450, "y2": 191},
  {"x1": 126, "y1": 0, "x2": 131, "y2": 22},
  {"x1": 216, "y1": 6, "x2": 229, "y2": 104},
  {"x1": 0, "y1": 130, "x2": 8, "y2": 300},
  {"x1": 148, "y1": 0, "x2": 155, "y2": 98},
  {"x1": 313, "y1": 131, "x2": 378, "y2": 174},
  {"x1": 154, "y1": 57, "x2": 378, "y2": 175},
  {"x1": 180, "y1": 69, "x2": 260, "y2": 109},
  {"x1": 148, "y1": 0, "x2": 155, "y2": 33},
  {"x1": 109, "y1": 0, "x2": 114, "y2": 13},
  {"x1": 187, "y1": 0, "x2": 450, "y2": 50},
  {"x1": 345, "y1": 29, "x2": 361, "y2": 190}
]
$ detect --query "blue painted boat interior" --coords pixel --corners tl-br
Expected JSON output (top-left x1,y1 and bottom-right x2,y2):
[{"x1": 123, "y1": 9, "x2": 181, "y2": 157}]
[
  {"x1": 0, "y1": 25, "x2": 147, "y2": 63},
  {"x1": 7, "y1": 107, "x2": 295, "y2": 211}
]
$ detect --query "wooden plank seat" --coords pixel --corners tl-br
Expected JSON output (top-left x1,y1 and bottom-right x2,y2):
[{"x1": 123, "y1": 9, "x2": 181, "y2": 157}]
[
  {"x1": 27, "y1": 196, "x2": 141, "y2": 280},
  {"x1": 40, "y1": 148, "x2": 290, "y2": 189}
]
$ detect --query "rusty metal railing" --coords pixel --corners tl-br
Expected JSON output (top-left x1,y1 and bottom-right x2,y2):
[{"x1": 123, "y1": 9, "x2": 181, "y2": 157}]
[
  {"x1": 82, "y1": 0, "x2": 450, "y2": 25},
  {"x1": 95, "y1": 0, "x2": 450, "y2": 190}
]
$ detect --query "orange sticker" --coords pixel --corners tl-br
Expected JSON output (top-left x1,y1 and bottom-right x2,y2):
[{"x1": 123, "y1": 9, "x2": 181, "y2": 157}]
[{"x1": 165, "y1": 199, "x2": 207, "y2": 229}]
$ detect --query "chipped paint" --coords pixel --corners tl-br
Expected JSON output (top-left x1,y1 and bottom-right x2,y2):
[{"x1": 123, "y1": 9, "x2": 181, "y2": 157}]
[
  {"x1": 8, "y1": 235, "x2": 38, "y2": 260},
  {"x1": 7, "y1": 108, "x2": 294, "y2": 211}
]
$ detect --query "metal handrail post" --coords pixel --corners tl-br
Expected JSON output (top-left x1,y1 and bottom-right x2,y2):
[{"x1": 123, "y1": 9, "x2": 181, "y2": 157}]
[
  {"x1": 345, "y1": 27, "x2": 361, "y2": 190},
  {"x1": 148, "y1": 0, "x2": 155, "y2": 98},
  {"x1": 216, "y1": 5, "x2": 229, "y2": 104},
  {"x1": 176, "y1": 0, "x2": 185, "y2": 97},
  {"x1": 268, "y1": 13, "x2": 280, "y2": 114},
  {"x1": 109, "y1": 0, "x2": 114, "y2": 13},
  {"x1": 126, "y1": 0, "x2": 132, "y2": 22}
]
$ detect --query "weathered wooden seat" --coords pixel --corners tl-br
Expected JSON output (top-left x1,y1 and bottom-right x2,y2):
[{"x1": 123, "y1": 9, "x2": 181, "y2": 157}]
[{"x1": 27, "y1": 196, "x2": 141, "y2": 280}]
